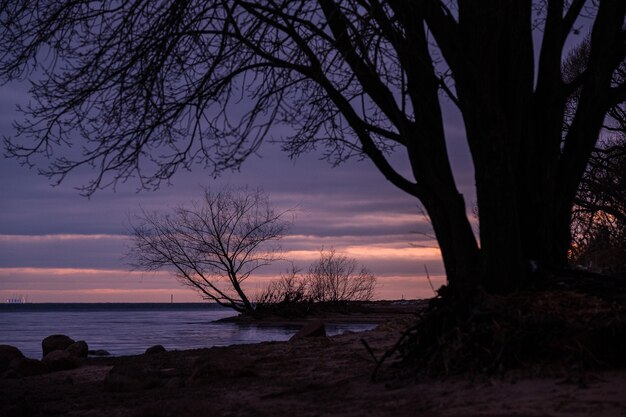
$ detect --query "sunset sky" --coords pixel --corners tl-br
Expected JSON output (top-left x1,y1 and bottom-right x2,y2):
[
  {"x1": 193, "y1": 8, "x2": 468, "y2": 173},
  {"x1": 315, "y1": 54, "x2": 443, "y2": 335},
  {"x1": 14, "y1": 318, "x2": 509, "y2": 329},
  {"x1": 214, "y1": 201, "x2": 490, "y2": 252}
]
[
  {"x1": 0, "y1": 3, "x2": 596, "y2": 304},
  {"x1": 0, "y1": 72, "x2": 476, "y2": 303}
]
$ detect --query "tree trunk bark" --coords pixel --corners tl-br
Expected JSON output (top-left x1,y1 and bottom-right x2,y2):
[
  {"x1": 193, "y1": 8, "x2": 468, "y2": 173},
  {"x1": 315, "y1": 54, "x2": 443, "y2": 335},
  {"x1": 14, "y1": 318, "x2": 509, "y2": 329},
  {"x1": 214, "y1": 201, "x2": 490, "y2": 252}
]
[
  {"x1": 422, "y1": 190, "x2": 480, "y2": 295},
  {"x1": 453, "y1": 1, "x2": 534, "y2": 292}
]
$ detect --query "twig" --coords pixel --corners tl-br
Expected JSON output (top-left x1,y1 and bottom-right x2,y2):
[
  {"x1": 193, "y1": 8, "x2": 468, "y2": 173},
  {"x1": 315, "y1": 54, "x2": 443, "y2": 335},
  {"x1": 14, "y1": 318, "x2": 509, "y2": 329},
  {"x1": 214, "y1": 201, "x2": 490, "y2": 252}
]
[
  {"x1": 369, "y1": 324, "x2": 419, "y2": 381},
  {"x1": 360, "y1": 338, "x2": 378, "y2": 363},
  {"x1": 425, "y1": 264, "x2": 437, "y2": 296}
]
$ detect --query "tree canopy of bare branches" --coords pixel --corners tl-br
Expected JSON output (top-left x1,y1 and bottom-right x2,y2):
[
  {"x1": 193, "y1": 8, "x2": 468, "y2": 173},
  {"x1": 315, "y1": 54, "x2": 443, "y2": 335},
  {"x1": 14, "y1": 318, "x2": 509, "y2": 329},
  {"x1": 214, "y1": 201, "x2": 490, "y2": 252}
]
[
  {"x1": 563, "y1": 36, "x2": 625, "y2": 273},
  {"x1": 570, "y1": 128, "x2": 626, "y2": 272},
  {"x1": 258, "y1": 265, "x2": 308, "y2": 305},
  {"x1": 128, "y1": 187, "x2": 290, "y2": 314},
  {"x1": 306, "y1": 248, "x2": 376, "y2": 303},
  {"x1": 1, "y1": 1, "x2": 625, "y2": 296},
  {"x1": 257, "y1": 249, "x2": 376, "y2": 312}
]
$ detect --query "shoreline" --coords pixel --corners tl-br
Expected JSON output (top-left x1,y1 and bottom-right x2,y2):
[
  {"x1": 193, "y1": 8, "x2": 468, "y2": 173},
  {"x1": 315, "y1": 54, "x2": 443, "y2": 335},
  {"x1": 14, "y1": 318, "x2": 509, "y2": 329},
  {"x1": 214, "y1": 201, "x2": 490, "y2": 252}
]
[
  {"x1": 215, "y1": 299, "x2": 426, "y2": 326},
  {"x1": 0, "y1": 300, "x2": 424, "y2": 360},
  {"x1": 3, "y1": 317, "x2": 626, "y2": 417},
  {"x1": 2, "y1": 300, "x2": 626, "y2": 416}
]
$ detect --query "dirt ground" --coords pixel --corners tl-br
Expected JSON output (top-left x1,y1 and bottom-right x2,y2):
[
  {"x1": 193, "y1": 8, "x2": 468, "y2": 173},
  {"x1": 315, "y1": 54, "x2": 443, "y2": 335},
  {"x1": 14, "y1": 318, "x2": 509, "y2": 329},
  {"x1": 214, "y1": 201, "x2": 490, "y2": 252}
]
[{"x1": 2, "y1": 305, "x2": 626, "y2": 417}]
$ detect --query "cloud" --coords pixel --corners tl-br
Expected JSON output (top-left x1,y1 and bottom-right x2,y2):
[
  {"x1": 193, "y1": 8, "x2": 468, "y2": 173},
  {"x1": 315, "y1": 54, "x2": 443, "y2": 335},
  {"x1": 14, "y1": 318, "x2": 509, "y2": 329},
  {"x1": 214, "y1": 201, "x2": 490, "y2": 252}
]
[
  {"x1": 0, "y1": 234, "x2": 127, "y2": 242},
  {"x1": 0, "y1": 77, "x2": 473, "y2": 302},
  {"x1": 0, "y1": 234, "x2": 130, "y2": 269}
]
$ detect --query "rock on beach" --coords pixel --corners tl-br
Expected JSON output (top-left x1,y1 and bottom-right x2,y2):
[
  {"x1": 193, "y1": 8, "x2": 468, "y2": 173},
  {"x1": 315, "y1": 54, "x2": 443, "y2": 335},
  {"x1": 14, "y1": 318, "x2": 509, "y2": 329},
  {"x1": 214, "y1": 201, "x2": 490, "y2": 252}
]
[
  {"x1": 289, "y1": 320, "x2": 327, "y2": 341},
  {"x1": 66, "y1": 341, "x2": 89, "y2": 358},
  {"x1": 88, "y1": 349, "x2": 111, "y2": 356},
  {"x1": 42, "y1": 335, "x2": 75, "y2": 357},
  {"x1": 0, "y1": 345, "x2": 25, "y2": 373},
  {"x1": 10, "y1": 358, "x2": 49, "y2": 377},
  {"x1": 145, "y1": 345, "x2": 167, "y2": 355},
  {"x1": 103, "y1": 364, "x2": 162, "y2": 392},
  {"x1": 42, "y1": 350, "x2": 80, "y2": 372}
]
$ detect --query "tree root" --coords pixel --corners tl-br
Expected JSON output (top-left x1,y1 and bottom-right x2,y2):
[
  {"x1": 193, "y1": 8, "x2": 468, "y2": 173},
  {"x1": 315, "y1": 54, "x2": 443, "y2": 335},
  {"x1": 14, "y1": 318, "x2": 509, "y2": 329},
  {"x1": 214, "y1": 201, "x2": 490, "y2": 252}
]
[{"x1": 375, "y1": 288, "x2": 626, "y2": 379}]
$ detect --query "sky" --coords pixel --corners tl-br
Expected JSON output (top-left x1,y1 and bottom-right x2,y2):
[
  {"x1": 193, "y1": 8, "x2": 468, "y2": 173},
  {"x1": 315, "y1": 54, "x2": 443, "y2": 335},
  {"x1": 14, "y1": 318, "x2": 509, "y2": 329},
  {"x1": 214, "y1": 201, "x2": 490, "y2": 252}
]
[
  {"x1": 0, "y1": 2, "x2": 596, "y2": 304},
  {"x1": 0, "y1": 63, "x2": 477, "y2": 305}
]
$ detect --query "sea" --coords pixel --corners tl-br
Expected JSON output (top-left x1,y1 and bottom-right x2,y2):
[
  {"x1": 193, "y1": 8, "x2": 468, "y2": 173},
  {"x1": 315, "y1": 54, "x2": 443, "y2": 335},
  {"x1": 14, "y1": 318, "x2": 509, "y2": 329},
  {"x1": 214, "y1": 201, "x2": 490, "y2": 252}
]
[{"x1": 0, "y1": 303, "x2": 376, "y2": 359}]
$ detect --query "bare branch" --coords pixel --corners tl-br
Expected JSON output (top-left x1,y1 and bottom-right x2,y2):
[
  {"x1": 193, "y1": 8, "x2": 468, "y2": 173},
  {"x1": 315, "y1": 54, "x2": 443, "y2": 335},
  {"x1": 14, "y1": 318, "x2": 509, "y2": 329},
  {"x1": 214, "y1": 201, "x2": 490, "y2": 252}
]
[{"x1": 128, "y1": 186, "x2": 291, "y2": 314}]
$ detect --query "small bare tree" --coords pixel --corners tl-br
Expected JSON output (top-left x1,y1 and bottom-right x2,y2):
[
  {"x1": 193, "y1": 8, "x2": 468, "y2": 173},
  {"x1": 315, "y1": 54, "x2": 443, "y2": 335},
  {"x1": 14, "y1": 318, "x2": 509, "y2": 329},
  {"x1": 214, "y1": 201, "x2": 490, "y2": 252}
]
[
  {"x1": 306, "y1": 248, "x2": 376, "y2": 303},
  {"x1": 258, "y1": 264, "x2": 307, "y2": 305},
  {"x1": 129, "y1": 187, "x2": 290, "y2": 315},
  {"x1": 255, "y1": 265, "x2": 312, "y2": 317}
]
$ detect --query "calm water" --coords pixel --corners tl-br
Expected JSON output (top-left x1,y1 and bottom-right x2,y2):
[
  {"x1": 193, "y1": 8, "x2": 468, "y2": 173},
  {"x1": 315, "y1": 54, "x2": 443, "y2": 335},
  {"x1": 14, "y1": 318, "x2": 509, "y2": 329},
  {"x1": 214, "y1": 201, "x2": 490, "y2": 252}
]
[{"x1": 0, "y1": 303, "x2": 376, "y2": 358}]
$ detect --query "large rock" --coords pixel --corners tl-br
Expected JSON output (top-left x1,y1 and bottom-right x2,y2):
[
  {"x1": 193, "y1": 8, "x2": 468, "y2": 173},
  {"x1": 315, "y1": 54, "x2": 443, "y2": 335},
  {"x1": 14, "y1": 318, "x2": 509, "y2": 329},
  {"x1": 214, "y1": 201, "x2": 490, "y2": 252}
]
[
  {"x1": 103, "y1": 364, "x2": 162, "y2": 392},
  {"x1": 42, "y1": 350, "x2": 80, "y2": 371},
  {"x1": 145, "y1": 345, "x2": 166, "y2": 355},
  {"x1": 42, "y1": 334, "x2": 75, "y2": 357},
  {"x1": 189, "y1": 352, "x2": 255, "y2": 382},
  {"x1": 66, "y1": 341, "x2": 89, "y2": 358},
  {"x1": 0, "y1": 345, "x2": 25, "y2": 372},
  {"x1": 11, "y1": 358, "x2": 49, "y2": 377},
  {"x1": 289, "y1": 320, "x2": 326, "y2": 341},
  {"x1": 88, "y1": 349, "x2": 111, "y2": 356}
]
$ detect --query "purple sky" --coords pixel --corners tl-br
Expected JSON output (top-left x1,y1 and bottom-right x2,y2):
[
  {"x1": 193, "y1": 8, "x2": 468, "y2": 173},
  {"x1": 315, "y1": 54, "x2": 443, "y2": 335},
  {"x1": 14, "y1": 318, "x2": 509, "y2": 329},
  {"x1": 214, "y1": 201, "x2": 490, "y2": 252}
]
[
  {"x1": 0, "y1": 65, "x2": 480, "y2": 304},
  {"x1": 0, "y1": 5, "x2": 596, "y2": 304}
]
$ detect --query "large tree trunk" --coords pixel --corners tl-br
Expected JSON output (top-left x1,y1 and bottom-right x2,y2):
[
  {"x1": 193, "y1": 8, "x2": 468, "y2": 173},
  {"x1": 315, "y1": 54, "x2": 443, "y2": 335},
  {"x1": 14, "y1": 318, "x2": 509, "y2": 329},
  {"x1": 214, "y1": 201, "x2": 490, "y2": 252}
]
[
  {"x1": 453, "y1": 1, "x2": 534, "y2": 292},
  {"x1": 395, "y1": 9, "x2": 481, "y2": 297},
  {"x1": 521, "y1": 0, "x2": 626, "y2": 274},
  {"x1": 448, "y1": 0, "x2": 623, "y2": 291},
  {"x1": 422, "y1": 190, "x2": 480, "y2": 294}
]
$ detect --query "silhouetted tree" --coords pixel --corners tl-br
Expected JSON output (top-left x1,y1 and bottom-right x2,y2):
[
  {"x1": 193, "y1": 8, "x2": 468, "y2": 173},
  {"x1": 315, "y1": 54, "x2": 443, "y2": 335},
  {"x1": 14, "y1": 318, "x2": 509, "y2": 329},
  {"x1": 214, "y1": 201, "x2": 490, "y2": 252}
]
[
  {"x1": 129, "y1": 187, "x2": 290, "y2": 314},
  {"x1": 306, "y1": 248, "x2": 376, "y2": 302},
  {"x1": 257, "y1": 264, "x2": 307, "y2": 305},
  {"x1": 563, "y1": 37, "x2": 625, "y2": 273},
  {"x1": 1, "y1": 1, "x2": 624, "y2": 296},
  {"x1": 570, "y1": 130, "x2": 626, "y2": 272}
]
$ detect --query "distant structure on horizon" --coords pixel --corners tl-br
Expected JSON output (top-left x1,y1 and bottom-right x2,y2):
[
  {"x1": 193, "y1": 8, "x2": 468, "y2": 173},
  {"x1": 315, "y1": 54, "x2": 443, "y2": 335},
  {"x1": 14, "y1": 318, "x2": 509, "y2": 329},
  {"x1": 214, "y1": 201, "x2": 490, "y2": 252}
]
[{"x1": 5, "y1": 295, "x2": 28, "y2": 304}]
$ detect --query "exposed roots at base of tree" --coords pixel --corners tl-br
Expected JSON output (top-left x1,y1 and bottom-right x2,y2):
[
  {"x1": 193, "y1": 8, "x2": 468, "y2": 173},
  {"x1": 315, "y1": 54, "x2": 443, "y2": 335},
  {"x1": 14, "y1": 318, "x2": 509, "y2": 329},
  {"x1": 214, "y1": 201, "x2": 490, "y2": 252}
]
[{"x1": 373, "y1": 286, "x2": 626, "y2": 379}]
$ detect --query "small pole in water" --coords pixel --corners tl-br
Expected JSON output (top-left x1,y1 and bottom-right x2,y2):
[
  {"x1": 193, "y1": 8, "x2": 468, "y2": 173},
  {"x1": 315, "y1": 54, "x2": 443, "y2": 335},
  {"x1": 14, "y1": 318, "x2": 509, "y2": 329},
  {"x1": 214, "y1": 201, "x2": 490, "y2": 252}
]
[{"x1": 170, "y1": 294, "x2": 173, "y2": 304}]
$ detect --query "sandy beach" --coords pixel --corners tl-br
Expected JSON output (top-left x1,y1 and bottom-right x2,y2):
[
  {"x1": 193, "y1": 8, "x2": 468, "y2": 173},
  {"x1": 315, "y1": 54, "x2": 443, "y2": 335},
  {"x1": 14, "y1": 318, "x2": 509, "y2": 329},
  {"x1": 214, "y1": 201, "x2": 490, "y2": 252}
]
[{"x1": 2, "y1": 303, "x2": 626, "y2": 417}]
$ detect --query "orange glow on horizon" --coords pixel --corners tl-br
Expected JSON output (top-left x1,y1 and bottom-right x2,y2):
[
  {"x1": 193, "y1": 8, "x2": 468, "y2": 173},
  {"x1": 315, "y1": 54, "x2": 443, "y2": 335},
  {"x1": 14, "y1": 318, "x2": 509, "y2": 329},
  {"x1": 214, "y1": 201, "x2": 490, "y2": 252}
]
[
  {"x1": 343, "y1": 246, "x2": 441, "y2": 260},
  {"x1": 0, "y1": 288, "x2": 202, "y2": 303},
  {"x1": 0, "y1": 266, "x2": 444, "y2": 302},
  {"x1": 283, "y1": 245, "x2": 440, "y2": 261}
]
